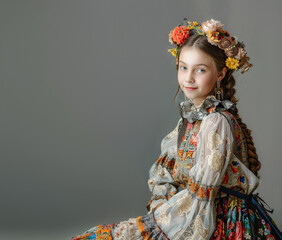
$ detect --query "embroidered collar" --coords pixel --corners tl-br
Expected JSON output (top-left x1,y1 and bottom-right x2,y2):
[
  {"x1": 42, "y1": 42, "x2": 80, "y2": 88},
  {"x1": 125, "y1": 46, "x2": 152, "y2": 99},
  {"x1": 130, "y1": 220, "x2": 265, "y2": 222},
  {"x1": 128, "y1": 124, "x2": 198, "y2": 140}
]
[{"x1": 179, "y1": 95, "x2": 235, "y2": 123}]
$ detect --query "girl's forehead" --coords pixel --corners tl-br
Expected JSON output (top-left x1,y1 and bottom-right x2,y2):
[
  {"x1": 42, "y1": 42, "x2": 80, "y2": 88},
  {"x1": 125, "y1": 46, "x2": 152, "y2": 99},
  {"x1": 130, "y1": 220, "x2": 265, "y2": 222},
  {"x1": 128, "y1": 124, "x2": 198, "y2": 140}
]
[{"x1": 179, "y1": 47, "x2": 213, "y2": 65}]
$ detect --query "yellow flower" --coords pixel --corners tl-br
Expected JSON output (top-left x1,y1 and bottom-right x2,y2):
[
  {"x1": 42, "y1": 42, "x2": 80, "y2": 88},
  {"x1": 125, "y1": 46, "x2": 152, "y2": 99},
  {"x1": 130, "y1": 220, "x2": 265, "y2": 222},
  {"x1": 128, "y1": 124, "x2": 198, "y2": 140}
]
[
  {"x1": 192, "y1": 21, "x2": 199, "y2": 26},
  {"x1": 225, "y1": 57, "x2": 240, "y2": 70},
  {"x1": 168, "y1": 48, "x2": 177, "y2": 57}
]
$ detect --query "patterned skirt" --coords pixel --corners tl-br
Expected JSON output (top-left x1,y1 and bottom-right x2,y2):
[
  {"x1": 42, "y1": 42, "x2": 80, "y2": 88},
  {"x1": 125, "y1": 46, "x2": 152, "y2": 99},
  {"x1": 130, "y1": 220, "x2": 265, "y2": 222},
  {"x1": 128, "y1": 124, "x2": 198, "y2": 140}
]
[
  {"x1": 210, "y1": 193, "x2": 279, "y2": 240},
  {"x1": 71, "y1": 195, "x2": 279, "y2": 240}
]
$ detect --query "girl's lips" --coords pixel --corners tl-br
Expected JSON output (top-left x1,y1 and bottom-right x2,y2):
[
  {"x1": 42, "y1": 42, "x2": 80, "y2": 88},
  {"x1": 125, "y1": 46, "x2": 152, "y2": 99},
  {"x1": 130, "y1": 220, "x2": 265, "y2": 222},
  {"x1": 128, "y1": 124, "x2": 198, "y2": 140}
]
[{"x1": 185, "y1": 87, "x2": 197, "y2": 90}]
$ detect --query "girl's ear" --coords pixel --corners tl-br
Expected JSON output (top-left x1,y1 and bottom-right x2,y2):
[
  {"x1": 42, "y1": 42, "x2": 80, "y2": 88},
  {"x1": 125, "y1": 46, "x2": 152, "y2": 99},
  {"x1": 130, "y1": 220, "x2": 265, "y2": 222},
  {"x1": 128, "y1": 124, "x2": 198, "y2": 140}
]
[{"x1": 218, "y1": 67, "x2": 228, "y2": 82}]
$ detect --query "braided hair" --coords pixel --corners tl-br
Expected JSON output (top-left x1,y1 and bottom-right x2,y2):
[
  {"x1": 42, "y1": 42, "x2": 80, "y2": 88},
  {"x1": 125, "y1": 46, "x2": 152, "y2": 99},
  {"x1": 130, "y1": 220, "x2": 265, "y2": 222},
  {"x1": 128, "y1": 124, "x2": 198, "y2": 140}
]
[{"x1": 173, "y1": 34, "x2": 261, "y2": 177}]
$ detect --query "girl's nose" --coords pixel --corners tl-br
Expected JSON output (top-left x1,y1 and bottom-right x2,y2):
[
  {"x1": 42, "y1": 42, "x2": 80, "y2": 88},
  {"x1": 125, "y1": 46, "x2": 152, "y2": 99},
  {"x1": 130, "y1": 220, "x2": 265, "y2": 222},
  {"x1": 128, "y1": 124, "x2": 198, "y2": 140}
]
[{"x1": 185, "y1": 72, "x2": 195, "y2": 83}]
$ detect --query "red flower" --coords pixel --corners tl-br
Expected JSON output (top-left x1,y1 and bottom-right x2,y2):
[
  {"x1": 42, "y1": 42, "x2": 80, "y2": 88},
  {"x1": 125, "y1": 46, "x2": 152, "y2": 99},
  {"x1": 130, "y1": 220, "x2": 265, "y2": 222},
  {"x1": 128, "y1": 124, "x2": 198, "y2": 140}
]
[{"x1": 171, "y1": 26, "x2": 190, "y2": 45}]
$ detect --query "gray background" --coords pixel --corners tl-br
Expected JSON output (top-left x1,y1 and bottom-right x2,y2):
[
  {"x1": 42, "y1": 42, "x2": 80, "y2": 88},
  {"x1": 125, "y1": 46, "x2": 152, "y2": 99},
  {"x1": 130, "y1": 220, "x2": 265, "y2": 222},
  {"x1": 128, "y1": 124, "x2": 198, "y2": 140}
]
[{"x1": 1, "y1": 0, "x2": 281, "y2": 239}]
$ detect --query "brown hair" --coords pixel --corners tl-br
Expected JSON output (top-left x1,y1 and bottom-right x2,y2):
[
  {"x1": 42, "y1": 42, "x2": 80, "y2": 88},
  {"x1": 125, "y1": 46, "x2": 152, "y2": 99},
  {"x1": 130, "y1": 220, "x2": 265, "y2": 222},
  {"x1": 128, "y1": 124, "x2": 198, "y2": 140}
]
[{"x1": 174, "y1": 34, "x2": 261, "y2": 177}]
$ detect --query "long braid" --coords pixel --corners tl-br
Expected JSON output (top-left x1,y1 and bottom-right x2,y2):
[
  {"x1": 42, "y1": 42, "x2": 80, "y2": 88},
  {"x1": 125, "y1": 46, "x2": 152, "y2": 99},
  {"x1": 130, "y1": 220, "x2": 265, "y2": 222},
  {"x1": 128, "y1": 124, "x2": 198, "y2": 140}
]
[{"x1": 221, "y1": 72, "x2": 261, "y2": 177}]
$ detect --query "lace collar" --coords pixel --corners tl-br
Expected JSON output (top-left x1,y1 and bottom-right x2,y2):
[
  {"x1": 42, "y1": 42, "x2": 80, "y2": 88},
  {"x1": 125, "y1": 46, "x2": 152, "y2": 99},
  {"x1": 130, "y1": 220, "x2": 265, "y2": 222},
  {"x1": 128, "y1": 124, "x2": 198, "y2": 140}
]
[{"x1": 179, "y1": 95, "x2": 235, "y2": 123}]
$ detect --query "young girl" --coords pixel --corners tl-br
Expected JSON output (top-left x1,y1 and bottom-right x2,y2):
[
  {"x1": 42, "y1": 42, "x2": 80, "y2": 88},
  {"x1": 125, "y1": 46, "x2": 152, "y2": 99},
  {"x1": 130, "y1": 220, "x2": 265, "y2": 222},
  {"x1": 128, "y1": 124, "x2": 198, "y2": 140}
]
[{"x1": 72, "y1": 19, "x2": 280, "y2": 240}]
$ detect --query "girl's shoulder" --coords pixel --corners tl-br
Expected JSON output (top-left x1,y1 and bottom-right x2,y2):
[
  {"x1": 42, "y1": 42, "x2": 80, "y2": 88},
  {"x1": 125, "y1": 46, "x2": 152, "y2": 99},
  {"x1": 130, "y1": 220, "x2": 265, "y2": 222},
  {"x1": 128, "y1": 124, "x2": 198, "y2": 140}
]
[{"x1": 199, "y1": 111, "x2": 235, "y2": 131}]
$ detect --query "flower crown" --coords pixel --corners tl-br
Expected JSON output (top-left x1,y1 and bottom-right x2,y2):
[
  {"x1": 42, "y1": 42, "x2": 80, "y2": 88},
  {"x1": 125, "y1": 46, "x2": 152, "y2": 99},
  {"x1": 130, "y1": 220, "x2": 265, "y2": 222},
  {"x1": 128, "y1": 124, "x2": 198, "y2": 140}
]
[{"x1": 168, "y1": 18, "x2": 253, "y2": 73}]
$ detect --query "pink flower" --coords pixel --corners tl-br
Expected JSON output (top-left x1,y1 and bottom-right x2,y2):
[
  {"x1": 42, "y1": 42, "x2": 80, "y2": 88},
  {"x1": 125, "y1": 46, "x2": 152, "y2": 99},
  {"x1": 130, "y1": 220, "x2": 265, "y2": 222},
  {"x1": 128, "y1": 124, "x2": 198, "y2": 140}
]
[
  {"x1": 218, "y1": 37, "x2": 236, "y2": 50},
  {"x1": 201, "y1": 19, "x2": 224, "y2": 33},
  {"x1": 225, "y1": 46, "x2": 239, "y2": 57}
]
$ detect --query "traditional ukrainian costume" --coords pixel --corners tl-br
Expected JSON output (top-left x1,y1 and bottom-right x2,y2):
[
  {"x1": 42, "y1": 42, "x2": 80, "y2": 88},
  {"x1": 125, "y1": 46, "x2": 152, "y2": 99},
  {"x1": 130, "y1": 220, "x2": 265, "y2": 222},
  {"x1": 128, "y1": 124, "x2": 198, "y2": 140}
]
[{"x1": 72, "y1": 95, "x2": 279, "y2": 240}]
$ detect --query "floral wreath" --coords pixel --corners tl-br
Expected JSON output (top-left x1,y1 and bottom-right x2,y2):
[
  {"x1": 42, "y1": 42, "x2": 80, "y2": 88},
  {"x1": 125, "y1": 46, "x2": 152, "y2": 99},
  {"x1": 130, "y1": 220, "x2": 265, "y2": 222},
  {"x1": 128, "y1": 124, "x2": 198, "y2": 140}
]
[{"x1": 168, "y1": 18, "x2": 253, "y2": 73}]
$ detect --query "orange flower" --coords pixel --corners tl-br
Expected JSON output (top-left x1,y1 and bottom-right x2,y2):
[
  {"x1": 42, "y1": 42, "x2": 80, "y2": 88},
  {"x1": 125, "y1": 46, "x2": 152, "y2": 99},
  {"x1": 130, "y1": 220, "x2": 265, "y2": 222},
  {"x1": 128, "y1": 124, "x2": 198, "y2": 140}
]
[{"x1": 171, "y1": 26, "x2": 190, "y2": 45}]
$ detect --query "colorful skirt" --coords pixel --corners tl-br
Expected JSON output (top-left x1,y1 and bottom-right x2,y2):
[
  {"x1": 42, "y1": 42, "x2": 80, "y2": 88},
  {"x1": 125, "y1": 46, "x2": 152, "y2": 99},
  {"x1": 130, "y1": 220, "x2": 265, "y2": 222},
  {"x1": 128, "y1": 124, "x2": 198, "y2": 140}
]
[
  {"x1": 71, "y1": 193, "x2": 280, "y2": 240},
  {"x1": 210, "y1": 186, "x2": 281, "y2": 240}
]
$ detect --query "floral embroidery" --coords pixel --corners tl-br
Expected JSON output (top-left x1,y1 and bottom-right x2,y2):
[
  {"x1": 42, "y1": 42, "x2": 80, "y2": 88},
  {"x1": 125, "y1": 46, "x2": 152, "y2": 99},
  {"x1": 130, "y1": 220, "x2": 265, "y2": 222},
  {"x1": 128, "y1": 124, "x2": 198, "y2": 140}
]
[
  {"x1": 207, "y1": 150, "x2": 224, "y2": 172},
  {"x1": 176, "y1": 191, "x2": 193, "y2": 216},
  {"x1": 207, "y1": 131, "x2": 223, "y2": 150},
  {"x1": 113, "y1": 218, "x2": 139, "y2": 240},
  {"x1": 176, "y1": 219, "x2": 196, "y2": 239},
  {"x1": 156, "y1": 203, "x2": 171, "y2": 226},
  {"x1": 223, "y1": 111, "x2": 249, "y2": 168},
  {"x1": 136, "y1": 214, "x2": 168, "y2": 240},
  {"x1": 237, "y1": 174, "x2": 247, "y2": 187},
  {"x1": 146, "y1": 154, "x2": 178, "y2": 212},
  {"x1": 156, "y1": 155, "x2": 175, "y2": 173},
  {"x1": 206, "y1": 131, "x2": 224, "y2": 172},
  {"x1": 173, "y1": 120, "x2": 199, "y2": 184},
  {"x1": 231, "y1": 160, "x2": 239, "y2": 173},
  {"x1": 192, "y1": 215, "x2": 210, "y2": 239},
  {"x1": 72, "y1": 224, "x2": 116, "y2": 240},
  {"x1": 187, "y1": 175, "x2": 218, "y2": 200},
  {"x1": 223, "y1": 172, "x2": 229, "y2": 184},
  {"x1": 227, "y1": 196, "x2": 242, "y2": 211}
]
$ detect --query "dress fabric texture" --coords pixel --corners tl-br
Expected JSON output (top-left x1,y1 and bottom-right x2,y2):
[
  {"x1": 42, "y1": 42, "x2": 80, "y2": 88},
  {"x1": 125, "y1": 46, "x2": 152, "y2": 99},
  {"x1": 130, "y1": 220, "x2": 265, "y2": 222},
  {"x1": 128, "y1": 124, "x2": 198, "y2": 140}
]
[{"x1": 72, "y1": 96, "x2": 277, "y2": 240}]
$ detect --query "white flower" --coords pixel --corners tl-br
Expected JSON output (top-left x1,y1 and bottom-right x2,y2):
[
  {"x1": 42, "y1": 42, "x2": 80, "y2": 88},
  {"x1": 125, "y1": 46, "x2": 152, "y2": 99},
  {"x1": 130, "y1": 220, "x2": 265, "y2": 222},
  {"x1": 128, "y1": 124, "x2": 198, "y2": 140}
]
[
  {"x1": 244, "y1": 232, "x2": 251, "y2": 239},
  {"x1": 201, "y1": 19, "x2": 224, "y2": 33},
  {"x1": 258, "y1": 228, "x2": 264, "y2": 235}
]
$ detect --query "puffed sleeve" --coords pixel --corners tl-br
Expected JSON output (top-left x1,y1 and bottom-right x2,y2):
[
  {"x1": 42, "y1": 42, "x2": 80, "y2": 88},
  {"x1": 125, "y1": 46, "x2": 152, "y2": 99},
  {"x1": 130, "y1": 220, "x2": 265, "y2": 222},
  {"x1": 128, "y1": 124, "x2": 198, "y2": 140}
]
[
  {"x1": 153, "y1": 112, "x2": 234, "y2": 240},
  {"x1": 146, "y1": 118, "x2": 182, "y2": 213}
]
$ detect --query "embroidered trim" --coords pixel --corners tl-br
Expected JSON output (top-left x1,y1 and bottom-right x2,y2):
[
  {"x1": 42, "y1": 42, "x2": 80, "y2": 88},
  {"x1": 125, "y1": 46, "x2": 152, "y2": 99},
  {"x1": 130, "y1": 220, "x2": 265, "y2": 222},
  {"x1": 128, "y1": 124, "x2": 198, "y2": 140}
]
[
  {"x1": 187, "y1": 175, "x2": 220, "y2": 200},
  {"x1": 156, "y1": 155, "x2": 175, "y2": 174},
  {"x1": 72, "y1": 224, "x2": 115, "y2": 240}
]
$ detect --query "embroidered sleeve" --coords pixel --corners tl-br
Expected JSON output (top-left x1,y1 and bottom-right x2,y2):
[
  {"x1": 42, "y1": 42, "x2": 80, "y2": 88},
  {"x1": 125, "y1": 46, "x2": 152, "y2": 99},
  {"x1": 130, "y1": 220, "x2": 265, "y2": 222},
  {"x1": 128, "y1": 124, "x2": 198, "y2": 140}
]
[
  {"x1": 146, "y1": 119, "x2": 182, "y2": 213},
  {"x1": 153, "y1": 112, "x2": 234, "y2": 239}
]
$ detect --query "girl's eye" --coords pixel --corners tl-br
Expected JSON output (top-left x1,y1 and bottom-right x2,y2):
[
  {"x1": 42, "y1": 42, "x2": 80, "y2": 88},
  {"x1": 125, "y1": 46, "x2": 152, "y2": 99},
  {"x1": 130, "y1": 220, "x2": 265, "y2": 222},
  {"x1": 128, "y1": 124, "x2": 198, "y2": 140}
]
[
  {"x1": 180, "y1": 66, "x2": 187, "y2": 70},
  {"x1": 196, "y1": 69, "x2": 205, "y2": 73}
]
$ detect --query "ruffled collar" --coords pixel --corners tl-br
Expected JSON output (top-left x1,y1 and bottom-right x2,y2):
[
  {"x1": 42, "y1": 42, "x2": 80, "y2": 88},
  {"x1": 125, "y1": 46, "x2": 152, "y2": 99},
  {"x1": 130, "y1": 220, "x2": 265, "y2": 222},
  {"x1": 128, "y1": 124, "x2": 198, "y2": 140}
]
[{"x1": 179, "y1": 95, "x2": 235, "y2": 123}]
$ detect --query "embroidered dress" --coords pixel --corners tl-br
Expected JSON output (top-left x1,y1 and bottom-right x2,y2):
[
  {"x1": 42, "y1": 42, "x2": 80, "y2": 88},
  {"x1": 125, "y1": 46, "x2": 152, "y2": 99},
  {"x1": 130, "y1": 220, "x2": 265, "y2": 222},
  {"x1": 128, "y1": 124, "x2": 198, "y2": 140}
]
[{"x1": 71, "y1": 95, "x2": 278, "y2": 240}]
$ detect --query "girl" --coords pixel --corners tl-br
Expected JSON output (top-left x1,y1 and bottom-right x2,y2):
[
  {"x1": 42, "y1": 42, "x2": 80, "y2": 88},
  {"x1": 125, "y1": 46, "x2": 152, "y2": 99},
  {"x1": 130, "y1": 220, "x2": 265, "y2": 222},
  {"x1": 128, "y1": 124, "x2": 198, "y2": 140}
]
[{"x1": 72, "y1": 19, "x2": 280, "y2": 240}]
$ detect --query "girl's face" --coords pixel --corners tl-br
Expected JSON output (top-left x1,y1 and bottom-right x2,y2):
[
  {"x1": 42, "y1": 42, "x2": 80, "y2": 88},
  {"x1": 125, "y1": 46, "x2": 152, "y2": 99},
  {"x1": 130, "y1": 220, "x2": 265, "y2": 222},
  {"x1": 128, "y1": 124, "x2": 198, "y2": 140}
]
[{"x1": 177, "y1": 46, "x2": 227, "y2": 106}]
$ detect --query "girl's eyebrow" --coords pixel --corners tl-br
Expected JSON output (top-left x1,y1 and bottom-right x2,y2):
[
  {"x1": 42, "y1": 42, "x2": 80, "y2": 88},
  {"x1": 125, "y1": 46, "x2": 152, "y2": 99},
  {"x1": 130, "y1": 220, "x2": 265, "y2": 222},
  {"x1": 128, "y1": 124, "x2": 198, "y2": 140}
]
[{"x1": 179, "y1": 60, "x2": 209, "y2": 67}]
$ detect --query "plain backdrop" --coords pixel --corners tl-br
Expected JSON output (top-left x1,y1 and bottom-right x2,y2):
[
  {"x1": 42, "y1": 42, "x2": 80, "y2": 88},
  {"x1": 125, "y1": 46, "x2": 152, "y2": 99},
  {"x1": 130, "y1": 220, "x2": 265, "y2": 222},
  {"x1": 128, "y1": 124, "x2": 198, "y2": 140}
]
[{"x1": 1, "y1": 0, "x2": 281, "y2": 239}]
